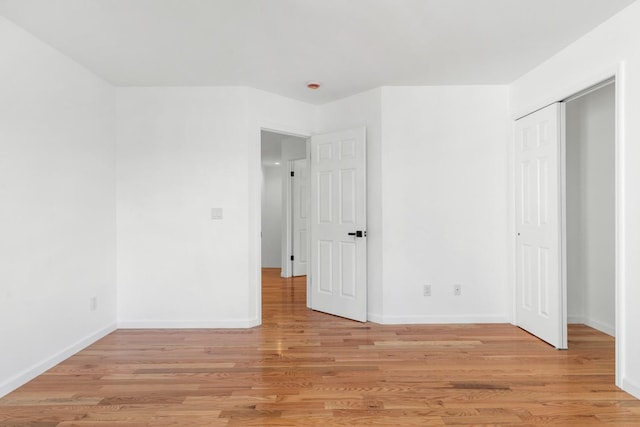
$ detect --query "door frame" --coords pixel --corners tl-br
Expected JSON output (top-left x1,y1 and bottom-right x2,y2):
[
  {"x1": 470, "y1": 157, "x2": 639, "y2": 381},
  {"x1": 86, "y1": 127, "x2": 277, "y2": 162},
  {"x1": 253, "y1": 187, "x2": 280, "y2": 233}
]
[
  {"x1": 511, "y1": 63, "x2": 624, "y2": 387},
  {"x1": 253, "y1": 123, "x2": 312, "y2": 325}
]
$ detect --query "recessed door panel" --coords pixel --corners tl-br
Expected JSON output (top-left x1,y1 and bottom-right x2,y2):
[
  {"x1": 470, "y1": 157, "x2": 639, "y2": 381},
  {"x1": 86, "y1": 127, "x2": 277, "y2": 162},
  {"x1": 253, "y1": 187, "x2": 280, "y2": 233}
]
[
  {"x1": 340, "y1": 138, "x2": 356, "y2": 159},
  {"x1": 340, "y1": 241, "x2": 357, "y2": 298},
  {"x1": 539, "y1": 247, "x2": 550, "y2": 317},
  {"x1": 521, "y1": 243, "x2": 533, "y2": 309},
  {"x1": 539, "y1": 158, "x2": 549, "y2": 226},
  {"x1": 523, "y1": 127, "x2": 536, "y2": 151},
  {"x1": 539, "y1": 122, "x2": 550, "y2": 146},
  {"x1": 521, "y1": 161, "x2": 532, "y2": 225},
  {"x1": 318, "y1": 240, "x2": 332, "y2": 294},
  {"x1": 340, "y1": 169, "x2": 356, "y2": 224},
  {"x1": 318, "y1": 172, "x2": 332, "y2": 224},
  {"x1": 299, "y1": 186, "x2": 308, "y2": 219},
  {"x1": 318, "y1": 143, "x2": 332, "y2": 162},
  {"x1": 298, "y1": 230, "x2": 307, "y2": 263}
]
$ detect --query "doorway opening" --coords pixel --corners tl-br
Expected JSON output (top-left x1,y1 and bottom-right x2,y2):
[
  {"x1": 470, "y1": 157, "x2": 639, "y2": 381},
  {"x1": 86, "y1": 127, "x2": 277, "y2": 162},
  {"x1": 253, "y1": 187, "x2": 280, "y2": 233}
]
[
  {"x1": 565, "y1": 81, "x2": 616, "y2": 339},
  {"x1": 258, "y1": 126, "x2": 369, "y2": 323},
  {"x1": 260, "y1": 130, "x2": 308, "y2": 316}
]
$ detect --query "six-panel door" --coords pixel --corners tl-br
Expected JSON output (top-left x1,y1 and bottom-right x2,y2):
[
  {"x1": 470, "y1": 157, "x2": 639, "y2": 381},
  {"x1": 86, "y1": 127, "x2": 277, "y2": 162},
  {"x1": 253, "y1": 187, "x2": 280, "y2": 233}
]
[
  {"x1": 515, "y1": 103, "x2": 566, "y2": 349},
  {"x1": 310, "y1": 128, "x2": 367, "y2": 322}
]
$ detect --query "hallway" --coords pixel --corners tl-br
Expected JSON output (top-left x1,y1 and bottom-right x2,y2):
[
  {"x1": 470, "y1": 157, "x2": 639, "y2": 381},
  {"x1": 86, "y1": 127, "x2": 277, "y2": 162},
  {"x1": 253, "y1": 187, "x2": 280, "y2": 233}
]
[{"x1": 0, "y1": 269, "x2": 637, "y2": 425}]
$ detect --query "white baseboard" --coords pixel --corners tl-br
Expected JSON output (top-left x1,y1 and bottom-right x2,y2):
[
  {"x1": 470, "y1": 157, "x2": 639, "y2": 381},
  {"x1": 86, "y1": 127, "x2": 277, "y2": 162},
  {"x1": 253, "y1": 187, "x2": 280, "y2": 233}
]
[
  {"x1": 118, "y1": 318, "x2": 260, "y2": 329},
  {"x1": 0, "y1": 323, "x2": 117, "y2": 399},
  {"x1": 622, "y1": 376, "x2": 640, "y2": 400},
  {"x1": 583, "y1": 318, "x2": 615, "y2": 337},
  {"x1": 367, "y1": 314, "x2": 509, "y2": 325},
  {"x1": 367, "y1": 312, "x2": 384, "y2": 324},
  {"x1": 568, "y1": 316, "x2": 615, "y2": 337}
]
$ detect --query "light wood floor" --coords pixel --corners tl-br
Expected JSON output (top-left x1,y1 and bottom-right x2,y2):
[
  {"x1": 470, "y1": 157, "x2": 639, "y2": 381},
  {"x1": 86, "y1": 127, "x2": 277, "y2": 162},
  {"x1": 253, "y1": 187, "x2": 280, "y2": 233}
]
[{"x1": 1, "y1": 268, "x2": 638, "y2": 426}]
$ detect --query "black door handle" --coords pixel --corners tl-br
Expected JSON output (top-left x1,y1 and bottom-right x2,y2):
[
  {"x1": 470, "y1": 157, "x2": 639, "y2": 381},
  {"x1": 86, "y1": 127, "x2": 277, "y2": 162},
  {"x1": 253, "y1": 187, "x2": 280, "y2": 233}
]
[{"x1": 348, "y1": 231, "x2": 365, "y2": 238}]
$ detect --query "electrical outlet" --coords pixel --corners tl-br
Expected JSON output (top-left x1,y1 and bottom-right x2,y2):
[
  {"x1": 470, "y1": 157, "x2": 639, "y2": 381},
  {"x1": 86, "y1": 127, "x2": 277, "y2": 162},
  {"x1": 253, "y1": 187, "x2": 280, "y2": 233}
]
[
  {"x1": 423, "y1": 285, "x2": 431, "y2": 297},
  {"x1": 90, "y1": 297, "x2": 97, "y2": 311},
  {"x1": 454, "y1": 284, "x2": 462, "y2": 296}
]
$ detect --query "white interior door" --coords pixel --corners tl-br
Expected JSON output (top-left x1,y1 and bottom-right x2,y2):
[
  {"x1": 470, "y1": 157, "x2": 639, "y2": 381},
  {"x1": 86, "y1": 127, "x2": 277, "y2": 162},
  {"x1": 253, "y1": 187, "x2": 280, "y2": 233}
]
[
  {"x1": 515, "y1": 103, "x2": 567, "y2": 349},
  {"x1": 292, "y1": 158, "x2": 308, "y2": 276},
  {"x1": 309, "y1": 128, "x2": 367, "y2": 322}
]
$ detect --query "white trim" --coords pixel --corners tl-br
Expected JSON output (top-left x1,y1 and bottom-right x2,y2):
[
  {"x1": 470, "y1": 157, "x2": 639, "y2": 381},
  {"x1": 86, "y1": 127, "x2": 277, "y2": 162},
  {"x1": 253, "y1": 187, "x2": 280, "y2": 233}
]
[
  {"x1": 512, "y1": 64, "x2": 622, "y2": 120},
  {"x1": 508, "y1": 120, "x2": 517, "y2": 325},
  {"x1": 613, "y1": 62, "x2": 626, "y2": 389},
  {"x1": 366, "y1": 312, "x2": 384, "y2": 324},
  {"x1": 118, "y1": 319, "x2": 260, "y2": 329},
  {"x1": 368, "y1": 314, "x2": 510, "y2": 325},
  {"x1": 564, "y1": 78, "x2": 615, "y2": 103},
  {"x1": 584, "y1": 319, "x2": 615, "y2": 337},
  {"x1": 0, "y1": 323, "x2": 117, "y2": 399},
  {"x1": 568, "y1": 316, "x2": 615, "y2": 337},
  {"x1": 260, "y1": 122, "x2": 312, "y2": 140},
  {"x1": 622, "y1": 376, "x2": 640, "y2": 400},
  {"x1": 306, "y1": 137, "x2": 312, "y2": 309},
  {"x1": 251, "y1": 125, "x2": 263, "y2": 327},
  {"x1": 559, "y1": 102, "x2": 568, "y2": 349}
]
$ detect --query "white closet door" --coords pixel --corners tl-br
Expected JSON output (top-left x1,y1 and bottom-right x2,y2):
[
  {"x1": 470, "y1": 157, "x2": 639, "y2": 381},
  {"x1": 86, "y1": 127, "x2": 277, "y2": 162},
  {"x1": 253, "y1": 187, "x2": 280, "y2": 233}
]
[{"x1": 515, "y1": 103, "x2": 567, "y2": 349}]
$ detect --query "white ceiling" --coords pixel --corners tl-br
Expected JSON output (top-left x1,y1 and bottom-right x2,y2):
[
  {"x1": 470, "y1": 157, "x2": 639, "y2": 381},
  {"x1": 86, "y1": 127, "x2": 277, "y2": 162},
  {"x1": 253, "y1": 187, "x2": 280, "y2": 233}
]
[{"x1": 0, "y1": 0, "x2": 635, "y2": 104}]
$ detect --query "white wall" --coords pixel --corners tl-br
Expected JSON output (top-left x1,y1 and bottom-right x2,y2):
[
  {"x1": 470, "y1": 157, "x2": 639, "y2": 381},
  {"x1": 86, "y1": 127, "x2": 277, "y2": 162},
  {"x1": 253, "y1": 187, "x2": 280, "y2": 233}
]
[
  {"x1": 566, "y1": 84, "x2": 616, "y2": 335},
  {"x1": 115, "y1": 84, "x2": 510, "y2": 329},
  {"x1": 116, "y1": 87, "x2": 254, "y2": 327},
  {"x1": 261, "y1": 166, "x2": 282, "y2": 268},
  {"x1": 510, "y1": 0, "x2": 640, "y2": 397},
  {"x1": 315, "y1": 89, "x2": 384, "y2": 319},
  {"x1": 379, "y1": 86, "x2": 511, "y2": 323},
  {"x1": 116, "y1": 87, "x2": 316, "y2": 327},
  {"x1": 565, "y1": 100, "x2": 583, "y2": 323},
  {"x1": 281, "y1": 137, "x2": 307, "y2": 161},
  {"x1": 314, "y1": 87, "x2": 510, "y2": 323},
  {"x1": 0, "y1": 17, "x2": 116, "y2": 397}
]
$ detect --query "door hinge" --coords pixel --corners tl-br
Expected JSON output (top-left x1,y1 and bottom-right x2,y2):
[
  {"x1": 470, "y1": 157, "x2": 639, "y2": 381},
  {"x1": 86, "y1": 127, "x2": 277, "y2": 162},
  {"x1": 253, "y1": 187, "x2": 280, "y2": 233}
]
[
  {"x1": 290, "y1": 255, "x2": 294, "y2": 261},
  {"x1": 290, "y1": 171, "x2": 294, "y2": 177}
]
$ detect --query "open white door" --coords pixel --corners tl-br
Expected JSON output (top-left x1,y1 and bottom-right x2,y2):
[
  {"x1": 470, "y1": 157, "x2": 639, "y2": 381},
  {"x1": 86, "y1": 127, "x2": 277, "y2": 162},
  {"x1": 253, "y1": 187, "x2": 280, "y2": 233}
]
[
  {"x1": 515, "y1": 103, "x2": 567, "y2": 349},
  {"x1": 309, "y1": 128, "x2": 367, "y2": 322},
  {"x1": 292, "y1": 158, "x2": 308, "y2": 277}
]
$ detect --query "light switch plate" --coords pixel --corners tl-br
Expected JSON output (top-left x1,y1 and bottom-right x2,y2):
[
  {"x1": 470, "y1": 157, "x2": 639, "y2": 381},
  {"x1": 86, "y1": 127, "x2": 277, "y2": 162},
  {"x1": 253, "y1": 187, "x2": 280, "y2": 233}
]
[{"x1": 211, "y1": 208, "x2": 223, "y2": 220}]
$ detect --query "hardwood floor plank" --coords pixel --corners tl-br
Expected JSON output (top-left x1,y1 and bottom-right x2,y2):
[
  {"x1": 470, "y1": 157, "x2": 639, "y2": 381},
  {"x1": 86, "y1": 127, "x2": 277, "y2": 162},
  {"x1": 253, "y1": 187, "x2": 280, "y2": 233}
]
[{"x1": 0, "y1": 268, "x2": 637, "y2": 425}]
